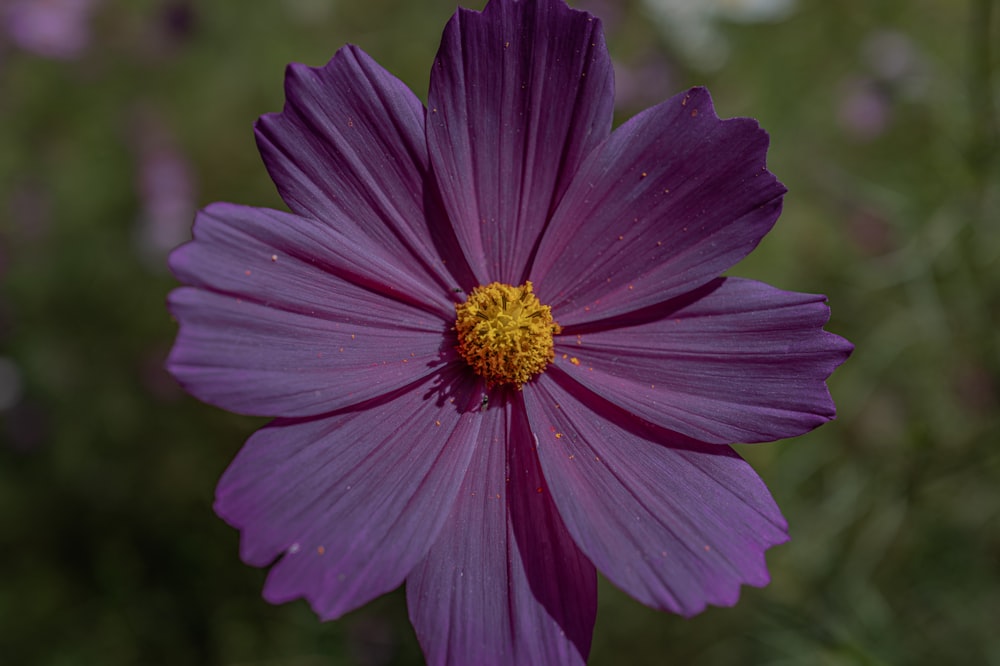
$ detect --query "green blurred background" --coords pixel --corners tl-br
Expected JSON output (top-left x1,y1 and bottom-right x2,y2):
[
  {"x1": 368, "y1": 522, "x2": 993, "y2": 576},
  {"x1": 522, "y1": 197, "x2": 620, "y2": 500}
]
[{"x1": 1, "y1": 0, "x2": 997, "y2": 664}]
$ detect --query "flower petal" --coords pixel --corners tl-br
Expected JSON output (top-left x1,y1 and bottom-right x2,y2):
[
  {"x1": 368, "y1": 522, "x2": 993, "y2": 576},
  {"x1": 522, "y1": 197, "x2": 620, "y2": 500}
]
[
  {"x1": 255, "y1": 45, "x2": 472, "y2": 292},
  {"x1": 167, "y1": 205, "x2": 452, "y2": 417},
  {"x1": 171, "y1": 202, "x2": 453, "y2": 317},
  {"x1": 524, "y1": 373, "x2": 788, "y2": 616},
  {"x1": 553, "y1": 278, "x2": 854, "y2": 444},
  {"x1": 531, "y1": 87, "x2": 787, "y2": 325},
  {"x1": 214, "y1": 367, "x2": 482, "y2": 621},
  {"x1": 427, "y1": 0, "x2": 614, "y2": 284},
  {"x1": 408, "y1": 392, "x2": 596, "y2": 666}
]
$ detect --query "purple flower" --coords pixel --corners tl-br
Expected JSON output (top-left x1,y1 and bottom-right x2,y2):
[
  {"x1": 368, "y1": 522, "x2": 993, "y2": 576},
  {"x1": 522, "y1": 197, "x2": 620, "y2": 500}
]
[
  {"x1": 837, "y1": 77, "x2": 891, "y2": 141},
  {"x1": 166, "y1": 0, "x2": 852, "y2": 663},
  {"x1": 130, "y1": 108, "x2": 196, "y2": 270},
  {"x1": 2, "y1": 0, "x2": 98, "y2": 60}
]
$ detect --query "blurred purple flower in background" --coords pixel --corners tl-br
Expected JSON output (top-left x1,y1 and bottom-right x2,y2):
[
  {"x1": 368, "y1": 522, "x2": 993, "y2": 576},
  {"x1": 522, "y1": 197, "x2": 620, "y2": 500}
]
[
  {"x1": 2, "y1": 0, "x2": 99, "y2": 60},
  {"x1": 130, "y1": 108, "x2": 196, "y2": 270},
  {"x1": 166, "y1": 0, "x2": 851, "y2": 663},
  {"x1": 613, "y1": 50, "x2": 676, "y2": 114},
  {"x1": 837, "y1": 30, "x2": 929, "y2": 141},
  {"x1": 837, "y1": 77, "x2": 891, "y2": 142}
]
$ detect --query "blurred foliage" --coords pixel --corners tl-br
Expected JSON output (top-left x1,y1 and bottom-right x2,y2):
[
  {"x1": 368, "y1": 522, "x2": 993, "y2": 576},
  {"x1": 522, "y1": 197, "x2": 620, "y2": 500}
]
[{"x1": 0, "y1": 0, "x2": 997, "y2": 664}]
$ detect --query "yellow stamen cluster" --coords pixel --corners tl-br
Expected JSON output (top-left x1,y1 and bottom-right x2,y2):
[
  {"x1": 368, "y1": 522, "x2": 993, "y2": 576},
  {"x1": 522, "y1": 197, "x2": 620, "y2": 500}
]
[{"x1": 454, "y1": 281, "x2": 561, "y2": 388}]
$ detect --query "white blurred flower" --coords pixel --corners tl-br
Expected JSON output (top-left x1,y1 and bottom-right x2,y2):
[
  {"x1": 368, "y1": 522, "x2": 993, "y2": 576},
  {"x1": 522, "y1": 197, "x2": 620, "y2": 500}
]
[
  {"x1": 861, "y1": 30, "x2": 929, "y2": 100},
  {"x1": 642, "y1": 0, "x2": 795, "y2": 70},
  {"x1": 282, "y1": 0, "x2": 335, "y2": 24}
]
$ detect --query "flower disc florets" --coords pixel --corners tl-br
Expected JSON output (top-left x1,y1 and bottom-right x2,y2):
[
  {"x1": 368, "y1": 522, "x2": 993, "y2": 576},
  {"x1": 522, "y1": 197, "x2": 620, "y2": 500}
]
[{"x1": 454, "y1": 281, "x2": 561, "y2": 388}]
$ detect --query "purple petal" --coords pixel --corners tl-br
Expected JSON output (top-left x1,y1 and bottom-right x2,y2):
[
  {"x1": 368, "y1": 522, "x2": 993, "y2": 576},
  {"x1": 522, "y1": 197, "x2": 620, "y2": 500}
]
[
  {"x1": 524, "y1": 373, "x2": 789, "y2": 616},
  {"x1": 214, "y1": 367, "x2": 482, "y2": 621},
  {"x1": 427, "y1": 0, "x2": 614, "y2": 284},
  {"x1": 167, "y1": 205, "x2": 451, "y2": 417},
  {"x1": 255, "y1": 45, "x2": 472, "y2": 292},
  {"x1": 553, "y1": 278, "x2": 854, "y2": 444},
  {"x1": 408, "y1": 392, "x2": 596, "y2": 666},
  {"x1": 171, "y1": 202, "x2": 453, "y2": 317},
  {"x1": 531, "y1": 87, "x2": 787, "y2": 326}
]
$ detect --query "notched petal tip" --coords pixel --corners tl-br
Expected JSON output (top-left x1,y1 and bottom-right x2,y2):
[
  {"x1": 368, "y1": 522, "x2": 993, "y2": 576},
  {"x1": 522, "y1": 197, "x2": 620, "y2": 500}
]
[
  {"x1": 429, "y1": 0, "x2": 615, "y2": 284},
  {"x1": 213, "y1": 369, "x2": 483, "y2": 622},
  {"x1": 671, "y1": 86, "x2": 788, "y2": 198},
  {"x1": 258, "y1": 43, "x2": 371, "y2": 113},
  {"x1": 249, "y1": 40, "x2": 471, "y2": 294},
  {"x1": 553, "y1": 279, "x2": 855, "y2": 444},
  {"x1": 525, "y1": 375, "x2": 790, "y2": 617},
  {"x1": 532, "y1": 84, "x2": 790, "y2": 324}
]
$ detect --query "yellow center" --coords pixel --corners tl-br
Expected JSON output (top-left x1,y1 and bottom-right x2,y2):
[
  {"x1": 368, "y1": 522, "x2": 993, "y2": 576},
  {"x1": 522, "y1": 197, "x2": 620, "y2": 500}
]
[{"x1": 454, "y1": 281, "x2": 561, "y2": 388}]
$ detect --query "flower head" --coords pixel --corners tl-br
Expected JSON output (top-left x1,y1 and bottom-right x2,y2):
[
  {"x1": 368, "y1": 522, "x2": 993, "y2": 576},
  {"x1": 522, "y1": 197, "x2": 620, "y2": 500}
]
[
  {"x1": 166, "y1": 0, "x2": 852, "y2": 663},
  {"x1": 3, "y1": 0, "x2": 98, "y2": 60}
]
